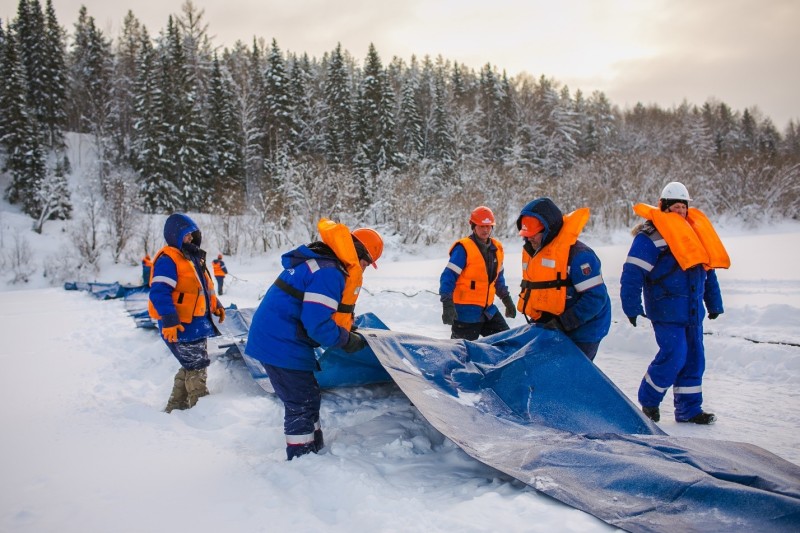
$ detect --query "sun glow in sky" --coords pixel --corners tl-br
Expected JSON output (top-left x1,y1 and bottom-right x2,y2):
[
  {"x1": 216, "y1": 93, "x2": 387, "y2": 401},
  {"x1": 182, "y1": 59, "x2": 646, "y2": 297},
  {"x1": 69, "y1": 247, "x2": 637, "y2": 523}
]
[{"x1": 4, "y1": 0, "x2": 798, "y2": 128}]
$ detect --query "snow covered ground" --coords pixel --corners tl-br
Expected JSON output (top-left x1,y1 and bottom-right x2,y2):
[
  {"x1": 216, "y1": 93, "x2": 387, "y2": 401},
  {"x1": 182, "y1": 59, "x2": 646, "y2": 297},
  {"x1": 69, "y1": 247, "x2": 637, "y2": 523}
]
[{"x1": 1, "y1": 211, "x2": 798, "y2": 533}]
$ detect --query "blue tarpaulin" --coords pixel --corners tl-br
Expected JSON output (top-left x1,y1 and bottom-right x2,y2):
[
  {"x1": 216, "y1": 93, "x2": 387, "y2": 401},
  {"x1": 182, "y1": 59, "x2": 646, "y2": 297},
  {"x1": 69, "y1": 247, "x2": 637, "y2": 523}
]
[
  {"x1": 64, "y1": 281, "x2": 145, "y2": 300},
  {"x1": 217, "y1": 309, "x2": 392, "y2": 392},
  {"x1": 80, "y1": 285, "x2": 800, "y2": 531},
  {"x1": 362, "y1": 325, "x2": 800, "y2": 533}
]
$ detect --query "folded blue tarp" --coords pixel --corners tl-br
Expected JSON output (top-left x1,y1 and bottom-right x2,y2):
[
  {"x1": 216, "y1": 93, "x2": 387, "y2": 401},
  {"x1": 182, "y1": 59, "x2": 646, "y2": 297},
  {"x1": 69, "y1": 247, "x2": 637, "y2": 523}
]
[
  {"x1": 121, "y1": 286, "x2": 156, "y2": 329},
  {"x1": 64, "y1": 281, "x2": 146, "y2": 300},
  {"x1": 363, "y1": 325, "x2": 800, "y2": 533}
]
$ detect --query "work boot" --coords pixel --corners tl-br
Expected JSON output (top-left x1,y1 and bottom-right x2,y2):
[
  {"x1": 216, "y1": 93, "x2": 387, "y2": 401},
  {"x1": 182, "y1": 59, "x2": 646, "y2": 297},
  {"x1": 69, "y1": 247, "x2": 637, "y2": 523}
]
[
  {"x1": 165, "y1": 368, "x2": 189, "y2": 413},
  {"x1": 185, "y1": 367, "x2": 209, "y2": 408},
  {"x1": 314, "y1": 429, "x2": 324, "y2": 451},
  {"x1": 642, "y1": 406, "x2": 660, "y2": 422},
  {"x1": 679, "y1": 412, "x2": 716, "y2": 425},
  {"x1": 286, "y1": 442, "x2": 317, "y2": 461}
]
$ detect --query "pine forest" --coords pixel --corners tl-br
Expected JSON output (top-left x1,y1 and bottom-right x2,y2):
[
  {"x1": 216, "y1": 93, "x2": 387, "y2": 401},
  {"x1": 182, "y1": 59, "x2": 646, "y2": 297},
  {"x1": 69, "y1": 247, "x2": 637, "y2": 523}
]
[{"x1": 1, "y1": 0, "x2": 799, "y2": 278}]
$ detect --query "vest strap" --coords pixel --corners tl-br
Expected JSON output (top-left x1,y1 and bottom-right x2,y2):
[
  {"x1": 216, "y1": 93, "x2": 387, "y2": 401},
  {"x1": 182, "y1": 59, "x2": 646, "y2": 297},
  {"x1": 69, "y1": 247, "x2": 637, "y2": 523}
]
[{"x1": 520, "y1": 276, "x2": 571, "y2": 290}]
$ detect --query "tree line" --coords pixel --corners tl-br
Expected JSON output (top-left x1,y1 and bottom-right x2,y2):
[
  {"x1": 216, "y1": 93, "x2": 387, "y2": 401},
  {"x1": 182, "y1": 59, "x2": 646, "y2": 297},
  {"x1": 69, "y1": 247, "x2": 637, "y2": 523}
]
[{"x1": 1, "y1": 0, "x2": 799, "y2": 260}]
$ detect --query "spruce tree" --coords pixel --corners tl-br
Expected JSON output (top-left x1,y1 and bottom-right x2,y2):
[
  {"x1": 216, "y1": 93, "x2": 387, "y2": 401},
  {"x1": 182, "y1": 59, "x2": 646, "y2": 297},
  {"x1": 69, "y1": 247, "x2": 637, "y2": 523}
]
[
  {"x1": 323, "y1": 43, "x2": 354, "y2": 167},
  {"x1": 133, "y1": 27, "x2": 177, "y2": 213},
  {"x1": 41, "y1": 0, "x2": 67, "y2": 149},
  {"x1": 398, "y1": 70, "x2": 424, "y2": 161},
  {"x1": 110, "y1": 11, "x2": 142, "y2": 164},
  {"x1": 353, "y1": 43, "x2": 400, "y2": 176},
  {"x1": 161, "y1": 16, "x2": 210, "y2": 211},
  {"x1": 206, "y1": 52, "x2": 245, "y2": 209},
  {"x1": 68, "y1": 6, "x2": 114, "y2": 181},
  {"x1": 429, "y1": 66, "x2": 455, "y2": 165},
  {"x1": 264, "y1": 39, "x2": 292, "y2": 169},
  {"x1": 0, "y1": 25, "x2": 46, "y2": 216}
]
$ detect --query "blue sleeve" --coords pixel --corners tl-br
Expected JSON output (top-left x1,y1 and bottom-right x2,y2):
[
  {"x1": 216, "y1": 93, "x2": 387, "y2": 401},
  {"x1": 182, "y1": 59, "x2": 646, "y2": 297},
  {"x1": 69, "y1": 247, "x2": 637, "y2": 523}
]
[
  {"x1": 703, "y1": 269, "x2": 723, "y2": 314},
  {"x1": 301, "y1": 266, "x2": 350, "y2": 348},
  {"x1": 149, "y1": 254, "x2": 180, "y2": 327},
  {"x1": 222, "y1": 262, "x2": 228, "y2": 274},
  {"x1": 439, "y1": 244, "x2": 467, "y2": 301},
  {"x1": 560, "y1": 248, "x2": 607, "y2": 330},
  {"x1": 620, "y1": 234, "x2": 658, "y2": 319}
]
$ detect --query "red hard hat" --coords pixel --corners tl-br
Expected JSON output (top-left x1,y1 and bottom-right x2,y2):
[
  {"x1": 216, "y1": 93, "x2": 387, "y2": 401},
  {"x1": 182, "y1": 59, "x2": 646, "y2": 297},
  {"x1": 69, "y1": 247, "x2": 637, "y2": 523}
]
[
  {"x1": 469, "y1": 206, "x2": 495, "y2": 226},
  {"x1": 518, "y1": 216, "x2": 544, "y2": 237},
  {"x1": 352, "y1": 228, "x2": 383, "y2": 269}
]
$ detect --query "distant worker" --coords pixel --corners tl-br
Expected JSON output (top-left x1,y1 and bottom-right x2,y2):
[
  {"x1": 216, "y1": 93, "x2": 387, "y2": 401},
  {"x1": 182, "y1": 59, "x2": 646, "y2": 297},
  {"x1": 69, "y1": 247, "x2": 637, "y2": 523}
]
[
  {"x1": 515, "y1": 198, "x2": 611, "y2": 361},
  {"x1": 148, "y1": 213, "x2": 226, "y2": 413},
  {"x1": 245, "y1": 219, "x2": 383, "y2": 460},
  {"x1": 439, "y1": 206, "x2": 516, "y2": 341},
  {"x1": 621, "y1": 181, "x2": 729, "y2": 425},
  {"x1": 141, "y1": 254, "x2": 153, "y2": 285},
  {"x1": 212, "y1": 254, "x2": 229, "y2": 295}
]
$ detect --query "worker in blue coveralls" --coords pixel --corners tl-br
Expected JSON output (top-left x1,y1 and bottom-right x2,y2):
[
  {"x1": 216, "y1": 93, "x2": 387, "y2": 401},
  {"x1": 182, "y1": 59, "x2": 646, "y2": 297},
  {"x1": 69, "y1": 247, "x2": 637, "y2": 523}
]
[
  {"x1": 439, "y1": 206, "x2": 516, "y2": 341},
  {"x1": 245, "y1": 221, "x2": 384, "y2": 460},
  {"x1": 514, "y1": 198, "x2": 611, "y2": 361},
  {"x1": 148, "y1": 213, "x2": 226, "y2": 413},
  {"x1": 620, "y1": 181, "x2": 726, "y2": 425}
]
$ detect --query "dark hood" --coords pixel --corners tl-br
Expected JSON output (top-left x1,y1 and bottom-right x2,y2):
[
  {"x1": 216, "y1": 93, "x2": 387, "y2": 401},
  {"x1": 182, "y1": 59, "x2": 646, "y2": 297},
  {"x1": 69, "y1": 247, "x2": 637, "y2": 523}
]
[
  {"x1": 516, "y1": 197, "x2": 563, "y2": 247},
  {"x1": 163, "y1": 213, "x2": 201, "y2": 249}
]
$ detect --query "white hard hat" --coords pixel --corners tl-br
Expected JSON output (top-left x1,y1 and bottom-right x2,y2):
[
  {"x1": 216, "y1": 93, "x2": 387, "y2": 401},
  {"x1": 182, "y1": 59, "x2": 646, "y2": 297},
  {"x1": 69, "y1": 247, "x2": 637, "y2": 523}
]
[{"x1": 660, "y1": 181, "x2": 692, "y2": 201}]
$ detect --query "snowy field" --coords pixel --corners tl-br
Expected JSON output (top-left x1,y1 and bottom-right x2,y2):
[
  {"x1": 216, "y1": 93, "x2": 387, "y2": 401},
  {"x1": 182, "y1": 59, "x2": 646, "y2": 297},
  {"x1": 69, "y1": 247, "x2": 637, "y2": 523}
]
[{"x1": 1, "y1": 214, "x2": 799, "y2": 533}]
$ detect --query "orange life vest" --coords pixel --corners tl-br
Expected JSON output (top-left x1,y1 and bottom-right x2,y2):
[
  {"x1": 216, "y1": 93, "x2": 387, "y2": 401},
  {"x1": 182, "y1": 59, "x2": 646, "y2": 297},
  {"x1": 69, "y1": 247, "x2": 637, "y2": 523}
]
[
  {"x1": 212, "y1": 259, "x2": 225, "y2": 277},
  {"x1": 451, "y1": 237, "x2": 505, "y2": 308},
  {"x1": 633, "y1": 204, "x2": 730, "y2": 270},
  {"x1": 148, "y1": 246, "x2": 219, "y2": 323},
  {"x1": 318, "y1": 218, "x2": 362, "y2": 331},
  {"x1": 518, "y1": 208, "x2": 590, "y2": 320}
]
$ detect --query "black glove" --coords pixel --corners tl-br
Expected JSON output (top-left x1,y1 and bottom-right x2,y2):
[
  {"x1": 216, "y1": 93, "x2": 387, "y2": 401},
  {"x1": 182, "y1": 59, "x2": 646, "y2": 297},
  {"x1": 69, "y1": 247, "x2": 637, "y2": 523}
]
[
  {"x1": 627, "y1": 316, "x2": 637, "y2": 327},
  {"x1": 342, "y1": 332, "x2": 367, "y2": 353},
  {"x1": 501, "y1": 295, "x2": 517, "y2": 319},
  {"x1": 708, "y1": 312, "x2": 720, "y2": 320},
  {"x1": 442, "y1": 300, "x2": 455, "y2": 325},
  {"x1": 542, "y1": 317, "x2": 564, "y2": 331}
]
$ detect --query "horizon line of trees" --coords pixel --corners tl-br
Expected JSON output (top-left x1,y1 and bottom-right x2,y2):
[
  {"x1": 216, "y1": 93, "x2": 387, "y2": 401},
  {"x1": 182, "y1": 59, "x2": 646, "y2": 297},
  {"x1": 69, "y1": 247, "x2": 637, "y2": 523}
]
[{"x1": 1, "y1": 0, "x2": 798, "y2": 258}]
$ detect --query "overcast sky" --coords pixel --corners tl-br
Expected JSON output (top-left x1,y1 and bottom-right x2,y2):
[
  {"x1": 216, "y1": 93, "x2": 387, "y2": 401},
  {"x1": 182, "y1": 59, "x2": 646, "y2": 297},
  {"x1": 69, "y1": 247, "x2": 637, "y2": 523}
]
[{"x1": 4, "y1": 0, "x2": 798, "y2": 129}]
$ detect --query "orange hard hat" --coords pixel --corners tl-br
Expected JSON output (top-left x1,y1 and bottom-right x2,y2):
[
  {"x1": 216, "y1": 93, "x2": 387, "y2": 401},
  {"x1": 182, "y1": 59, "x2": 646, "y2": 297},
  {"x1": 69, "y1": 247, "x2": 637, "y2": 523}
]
[
  {"x1": 518, "y1": 216, "x2": 544, "y2": 237},
  {"x1": 469, "y1": 206, "x2": 495, "y2": 226},
  {"x1": 352, "y1": 227, "x2": 383, "y2": 269}
]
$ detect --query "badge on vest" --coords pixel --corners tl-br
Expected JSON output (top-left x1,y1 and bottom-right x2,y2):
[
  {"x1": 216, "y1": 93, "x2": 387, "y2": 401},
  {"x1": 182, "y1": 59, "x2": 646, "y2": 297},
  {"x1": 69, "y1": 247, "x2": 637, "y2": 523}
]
[
  {"x1": 581, "y1": 263, "x2": 592, "y2": 276},
  {"x1": 541, "y1": 258, "x2": 556, "y2": 268}
]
